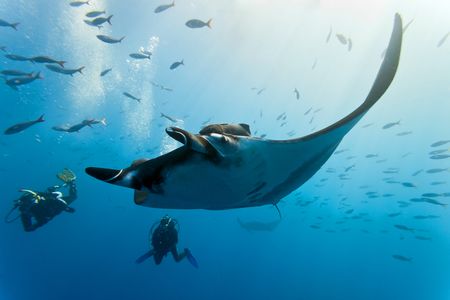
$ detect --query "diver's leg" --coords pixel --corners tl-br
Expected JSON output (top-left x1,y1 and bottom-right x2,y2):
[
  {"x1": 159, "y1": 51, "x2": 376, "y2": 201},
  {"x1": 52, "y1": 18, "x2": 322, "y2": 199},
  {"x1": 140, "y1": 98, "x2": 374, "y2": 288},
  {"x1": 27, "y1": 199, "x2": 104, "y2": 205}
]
[
  {"x1": 171, "y1": 246, "x2": 187, "y2": 262},
  {"x1": 20, "y1": 213, "x2": 34, "y2": 232},
  {"x1": 153, "y1": 252, "x2": 164, "y2": 265},
  {"x1": 135, "y1": 249, "x2": 155, "y2": 264}
]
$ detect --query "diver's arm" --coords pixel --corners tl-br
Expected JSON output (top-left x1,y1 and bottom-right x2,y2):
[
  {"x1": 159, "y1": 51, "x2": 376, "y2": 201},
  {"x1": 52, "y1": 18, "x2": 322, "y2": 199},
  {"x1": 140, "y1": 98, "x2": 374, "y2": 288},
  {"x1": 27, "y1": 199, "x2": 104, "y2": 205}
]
[{"x1": 61, "y1": 181, "x2": 77, "y2": 205}]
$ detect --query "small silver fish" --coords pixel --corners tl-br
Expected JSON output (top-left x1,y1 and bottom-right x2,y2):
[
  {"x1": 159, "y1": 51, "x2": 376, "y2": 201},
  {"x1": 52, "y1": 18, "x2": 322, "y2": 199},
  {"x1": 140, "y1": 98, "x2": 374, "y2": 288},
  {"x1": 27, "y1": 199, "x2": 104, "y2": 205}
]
[
  {"x1": 437, "y1": 32, "x2": 450, "y2": 48},
  {"x1": 430, "y1": 154, "x2": 450, "y2": 160},
  {"x1": 336, "y1": 33, "x2": 347, "y2": 45},
  {"x1": 0, "y1": 19, "x2": 19, "y2": 30},
  {"x1": 394, "y1": 224, "x2": 414, "y2": 232},
  {"x1": 382, "y1": 120, "x2": 400, "y2": 129},
  {"x1": 86, "y1": 10, "x2": 106, "y2": 18},
  {"x1": 411, "y1": 169, "x2": 423, "y2": 176},
  {"x1": 123, "y1": 92, "x2": 141, "y2": 103},
  {"x1": 304, "y1": 107, "x2": 312, "y2": 115},
  {"x1": 294, "y1": 88, "x2": 300, "y2": 100},
  {"x1": 347, "y1": 38, "x2": 353, "y2": 51},
  {"x1": 185, "y1": 19, "x2": 212, "y2": 29},
  {"x1": 430, "y1": 140, "x2": 450, "y2": 147},
  {"x1": 392, "y1": 255, "x2": 412, "y2": 262},
  {"x1": 97, "y1": 35, "x2": 125, "y2": 44},
  {"x1": 426, "y1": 168, "x2": 448, "y2": 174},
  {"x1": 326, "y1": 26, "x2": 332, "y2": 43},
  {"x1": 30, "y1": 56, "x2": 65, "y2": 67},
  {"x1": 4, "y1": 115, "x2": 44, "y2": 135},
  {"x1": 396, "y1": 131, "x2": 412, "y2": 136},
  {"x1": 154, "y1": 1, "x2": 175, "y2": 13},
  {"x1": 100, "y1": 68, "x2": 112, "y2": 77},
  {"x1": 129, "y1": 53, "x2": 151, "y2": 60},
  {"x1": 170, "y1": 60, "x2": 184, "y2": 70},
  {"x1": 46, "y1": 65, "x2": 84, "y2": 76},
  {"x1": 5, "y1": 72, "x2": 42, "y2": 90},
  {"x1": 160, "y1": 113, "x2": 180, "y2": 123},
  {"x1": 70, "y1": 1, "x2": 90, "y2": 7},
  {"x1": 423, "y1": 198, "x2": 447, "y2": 207},
  {"x1": 90, "y1": 15, "x2": 113, "y2": 26}
]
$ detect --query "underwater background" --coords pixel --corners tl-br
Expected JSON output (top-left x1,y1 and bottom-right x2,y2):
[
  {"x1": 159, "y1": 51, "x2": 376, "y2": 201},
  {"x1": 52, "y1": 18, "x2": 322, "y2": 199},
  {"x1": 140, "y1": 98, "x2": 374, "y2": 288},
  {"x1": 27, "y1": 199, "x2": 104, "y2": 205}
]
[{"x1": 1, "y1": 0, "x2": 450, "y2": 299}]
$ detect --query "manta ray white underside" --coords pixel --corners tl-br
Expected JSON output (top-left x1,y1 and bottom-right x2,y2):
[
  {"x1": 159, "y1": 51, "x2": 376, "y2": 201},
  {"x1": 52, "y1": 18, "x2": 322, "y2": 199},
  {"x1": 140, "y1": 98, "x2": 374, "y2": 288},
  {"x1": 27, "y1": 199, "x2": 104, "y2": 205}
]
[{"x1": 86, "y1": 14, "x2": 403, "y2": 210}]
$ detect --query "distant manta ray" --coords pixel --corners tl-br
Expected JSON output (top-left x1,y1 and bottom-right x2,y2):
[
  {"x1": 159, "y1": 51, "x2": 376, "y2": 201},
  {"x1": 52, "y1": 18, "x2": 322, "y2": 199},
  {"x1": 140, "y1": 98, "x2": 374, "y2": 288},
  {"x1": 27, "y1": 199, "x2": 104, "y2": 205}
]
[{"x1": 85, "y1": 14, "x2": 403, "y2": 210}]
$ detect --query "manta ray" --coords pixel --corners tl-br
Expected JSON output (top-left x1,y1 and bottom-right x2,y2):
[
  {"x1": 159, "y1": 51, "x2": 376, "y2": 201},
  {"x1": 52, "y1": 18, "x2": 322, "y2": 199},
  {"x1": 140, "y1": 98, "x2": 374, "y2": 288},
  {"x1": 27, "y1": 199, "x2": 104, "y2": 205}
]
[{"x1": 86, "y1": 14, "x2": 403, "y2": 210}]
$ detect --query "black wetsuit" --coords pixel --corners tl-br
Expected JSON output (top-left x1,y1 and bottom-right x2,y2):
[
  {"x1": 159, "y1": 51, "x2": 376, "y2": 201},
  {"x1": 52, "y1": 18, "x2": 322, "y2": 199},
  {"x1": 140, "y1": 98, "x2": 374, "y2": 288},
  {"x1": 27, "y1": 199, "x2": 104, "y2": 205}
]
[
  {"x1": 18, "y1": 182, "x2": 77, "y2": 232},
  {"x1": 136, "y1": 219, "x2": 188, "y2": 265},
  {"x1": 151, "y1": 222, "x2": 187, "y2": 264}
]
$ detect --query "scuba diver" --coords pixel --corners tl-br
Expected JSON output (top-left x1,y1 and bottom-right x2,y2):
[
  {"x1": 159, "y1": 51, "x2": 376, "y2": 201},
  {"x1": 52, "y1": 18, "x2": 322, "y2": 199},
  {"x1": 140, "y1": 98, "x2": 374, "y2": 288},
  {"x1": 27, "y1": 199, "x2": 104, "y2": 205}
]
[
  {"x1": 5, "y1": 168, "x2": 77, "y2": 232},
  {"x1": 136, "y1": 215, "x2": 198, "y2": 268}
]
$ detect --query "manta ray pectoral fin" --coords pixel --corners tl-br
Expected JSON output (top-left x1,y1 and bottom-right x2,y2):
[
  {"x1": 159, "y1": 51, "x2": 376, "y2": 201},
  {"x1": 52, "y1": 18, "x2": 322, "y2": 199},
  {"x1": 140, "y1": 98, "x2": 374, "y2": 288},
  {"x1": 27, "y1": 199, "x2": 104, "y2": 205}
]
[
  {"x1": 288, "y1": 13, "x2": 403, "y2": 145},
  {"x1": 85, "y1": 167, "x2": 141, "y2": 189},
  {"x1": 85, "y1": 167, "x2": 123, "y2": 182},
  {"x1": 166, "y1": 127, "x2": 209, "y2": 154}
]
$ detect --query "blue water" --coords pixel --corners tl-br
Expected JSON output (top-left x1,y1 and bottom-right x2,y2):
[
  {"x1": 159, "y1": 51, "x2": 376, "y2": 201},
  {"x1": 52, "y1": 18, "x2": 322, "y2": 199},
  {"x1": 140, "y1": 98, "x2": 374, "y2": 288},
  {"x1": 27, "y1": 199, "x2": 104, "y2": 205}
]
[{"x1": 1, "y1": 1, "x2": 450, "y2": 299}]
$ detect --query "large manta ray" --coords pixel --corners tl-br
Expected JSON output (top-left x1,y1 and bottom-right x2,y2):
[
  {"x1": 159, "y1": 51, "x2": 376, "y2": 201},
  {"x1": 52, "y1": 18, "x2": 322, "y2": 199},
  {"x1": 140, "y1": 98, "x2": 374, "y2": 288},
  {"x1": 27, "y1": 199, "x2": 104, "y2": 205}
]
[{"x1": 86, "y1": 14, "x2": 403, "y2": 210}]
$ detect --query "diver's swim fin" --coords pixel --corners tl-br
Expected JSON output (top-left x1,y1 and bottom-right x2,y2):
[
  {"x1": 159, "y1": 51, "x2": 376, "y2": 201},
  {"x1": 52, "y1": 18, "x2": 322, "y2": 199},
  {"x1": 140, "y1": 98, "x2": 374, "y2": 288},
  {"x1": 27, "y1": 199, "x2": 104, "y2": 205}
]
[
  {"x1": 135, "y1": 250, "x2": 153, "y2": 264},
  {"x1": 186, "y1": 249, "x2": 199, "y2": 269},
  {"x1": 57, "y1": 168, "x2": 77, "y2": 183}
]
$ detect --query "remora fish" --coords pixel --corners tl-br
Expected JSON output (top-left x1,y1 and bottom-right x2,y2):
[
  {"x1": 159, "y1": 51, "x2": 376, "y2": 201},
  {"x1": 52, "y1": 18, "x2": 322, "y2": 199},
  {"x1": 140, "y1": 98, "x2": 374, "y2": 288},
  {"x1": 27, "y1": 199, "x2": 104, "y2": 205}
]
[
  {"x1": 154, "y1": 1, "x2": 175, "y2": 13},
  {"x1": 97, "y1": 35, "x2": 125, "y2": 44},
  {"x1": 185, "y1": 19, "x2": 212, "y2": 29},
  {"x1": 237, "y1": 218, "x2": 281, "y2": 232},
  {"x1": 4, "y1": 115, "x2": 45, "y2": 135},
  {"x1": 46, "y1": 65, "x2": 84, "y2": 76},
  {"x1": 0, "y1": 70, "x2": 33, "y2": 77},
  {"x1": 85, "y1": 14, "x2": 403, "y2": 210},
  {"x1": 5, "y1": 54, "x2": 30, "y2": 61},
  {"x1": 0, "y1": 19, "x2": 19, "y2": 30}
]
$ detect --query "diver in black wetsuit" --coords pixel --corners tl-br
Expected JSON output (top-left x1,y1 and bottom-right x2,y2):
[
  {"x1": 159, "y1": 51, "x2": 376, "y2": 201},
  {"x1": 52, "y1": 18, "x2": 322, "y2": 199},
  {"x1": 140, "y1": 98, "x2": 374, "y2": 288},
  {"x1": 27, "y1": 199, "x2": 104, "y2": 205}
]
[
  {"x1": 6, "y1": 169, "x2": 77, "y2": 232},
  {"x1": 136, "y1": 215, "x2": 197, "y2": 267}
]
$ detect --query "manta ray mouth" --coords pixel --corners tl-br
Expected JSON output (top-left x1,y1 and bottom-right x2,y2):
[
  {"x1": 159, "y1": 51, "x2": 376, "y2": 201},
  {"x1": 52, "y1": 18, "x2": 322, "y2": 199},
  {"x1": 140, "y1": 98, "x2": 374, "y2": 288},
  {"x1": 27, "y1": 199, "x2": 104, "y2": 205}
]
[{"x1": 85, "y1": 167, "x2": 123, "y2": 182}]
